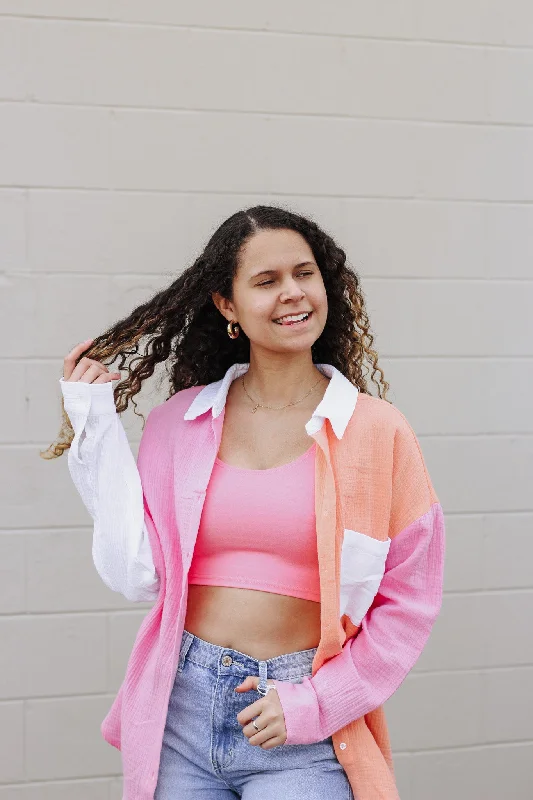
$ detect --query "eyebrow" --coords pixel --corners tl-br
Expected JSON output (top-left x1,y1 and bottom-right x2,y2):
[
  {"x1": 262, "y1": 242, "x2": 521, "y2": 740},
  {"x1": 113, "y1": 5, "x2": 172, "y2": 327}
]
[{"x1": 249, "y1": 261, "x2": 315, "y2": 280}]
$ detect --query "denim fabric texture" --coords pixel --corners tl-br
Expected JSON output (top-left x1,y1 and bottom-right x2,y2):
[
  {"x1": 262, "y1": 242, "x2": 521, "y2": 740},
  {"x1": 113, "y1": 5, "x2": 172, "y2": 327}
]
[{"x1": 154, "y1": 629, "x2": 355, "y2": 799}]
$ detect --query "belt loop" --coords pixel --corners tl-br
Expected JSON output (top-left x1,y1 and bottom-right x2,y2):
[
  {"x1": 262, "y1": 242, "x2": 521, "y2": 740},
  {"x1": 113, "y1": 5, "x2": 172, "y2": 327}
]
[{"x1": 257, "y1": 659, "x2": 268, "y2": 694}]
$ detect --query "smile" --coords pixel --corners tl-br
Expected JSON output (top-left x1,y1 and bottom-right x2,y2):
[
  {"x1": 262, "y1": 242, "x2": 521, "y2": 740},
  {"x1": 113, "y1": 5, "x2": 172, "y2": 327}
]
[{"x1": 273, "y1": 311, "x2": 313, "y2": 326}]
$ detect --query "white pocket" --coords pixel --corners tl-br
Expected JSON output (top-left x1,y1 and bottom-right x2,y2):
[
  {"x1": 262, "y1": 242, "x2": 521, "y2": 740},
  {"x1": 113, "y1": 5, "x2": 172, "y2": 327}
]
[{"x1": 339, "y1": 529, "x2": 391, "y2": 626}]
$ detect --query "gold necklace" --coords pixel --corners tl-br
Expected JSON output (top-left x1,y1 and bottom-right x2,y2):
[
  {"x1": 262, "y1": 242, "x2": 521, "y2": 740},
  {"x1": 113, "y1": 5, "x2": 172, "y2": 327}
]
[{"x1": 241, "y1": 373, "x2": 324, "y2": 414}]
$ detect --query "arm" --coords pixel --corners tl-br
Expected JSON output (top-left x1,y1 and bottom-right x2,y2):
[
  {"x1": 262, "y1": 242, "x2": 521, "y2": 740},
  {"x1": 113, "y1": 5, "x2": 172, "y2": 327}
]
[
  {"x1": 274, "y1": 501, "x2": 445, "y2": 744},
  {"x1": 59, "y1": 377, "x2": 160, "y2": 603}
]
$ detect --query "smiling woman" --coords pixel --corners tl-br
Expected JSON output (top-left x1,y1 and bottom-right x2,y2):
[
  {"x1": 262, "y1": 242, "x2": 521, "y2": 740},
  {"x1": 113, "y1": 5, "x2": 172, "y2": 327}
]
[
  {"x1": 211, "y1": 227, "x2": 329, "y2": 362},
  {"x1": 46, "y1": 205, "x2": 443, "y2": 800}
]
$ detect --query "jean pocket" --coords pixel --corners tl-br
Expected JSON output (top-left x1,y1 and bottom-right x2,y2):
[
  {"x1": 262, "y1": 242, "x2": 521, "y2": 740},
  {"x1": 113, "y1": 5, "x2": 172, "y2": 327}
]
[{"x1": 176, "y1": 632, "x2": 194, "y2": 674}]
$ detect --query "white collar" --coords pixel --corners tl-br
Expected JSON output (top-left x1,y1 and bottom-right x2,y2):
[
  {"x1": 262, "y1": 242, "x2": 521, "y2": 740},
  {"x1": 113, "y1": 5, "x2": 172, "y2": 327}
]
[{"x1": 183, "y1": 362, "x2": 358, "y2": 440}]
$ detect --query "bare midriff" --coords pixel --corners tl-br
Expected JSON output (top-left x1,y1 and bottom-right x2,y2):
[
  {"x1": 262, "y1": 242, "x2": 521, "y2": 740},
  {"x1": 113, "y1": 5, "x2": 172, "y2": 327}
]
[{"x1": 184, "y1": 584, "x2": 322, "y2": 661}]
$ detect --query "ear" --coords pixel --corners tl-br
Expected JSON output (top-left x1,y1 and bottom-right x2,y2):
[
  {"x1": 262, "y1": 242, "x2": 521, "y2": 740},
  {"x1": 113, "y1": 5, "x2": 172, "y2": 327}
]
[{"x1": 211, "y1": 292, "x2": 236, "y2": 322}]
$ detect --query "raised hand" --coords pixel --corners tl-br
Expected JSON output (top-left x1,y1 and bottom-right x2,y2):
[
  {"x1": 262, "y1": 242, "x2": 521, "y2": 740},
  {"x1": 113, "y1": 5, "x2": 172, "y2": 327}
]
[{"x1": 63, "y1": 339, "x2": 120, "y2": 384}]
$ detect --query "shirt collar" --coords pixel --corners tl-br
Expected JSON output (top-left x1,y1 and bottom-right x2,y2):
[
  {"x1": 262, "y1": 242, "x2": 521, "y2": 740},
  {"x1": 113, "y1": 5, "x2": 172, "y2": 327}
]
[{"x1": 183, "y1": 362, "x2": 358, "y2": 440}]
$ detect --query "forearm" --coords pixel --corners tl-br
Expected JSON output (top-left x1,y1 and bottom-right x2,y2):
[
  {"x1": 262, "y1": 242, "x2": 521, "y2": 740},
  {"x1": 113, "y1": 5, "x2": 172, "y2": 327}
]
[{"x1": 275, "y1": 502, "x2": 445, "y2": 744}]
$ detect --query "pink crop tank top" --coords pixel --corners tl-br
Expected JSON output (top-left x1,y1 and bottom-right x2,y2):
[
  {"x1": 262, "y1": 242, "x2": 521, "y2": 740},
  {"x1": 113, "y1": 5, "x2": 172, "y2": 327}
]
[{"x1": 188, "y1": 442, "x2": 320, "y2": 602}]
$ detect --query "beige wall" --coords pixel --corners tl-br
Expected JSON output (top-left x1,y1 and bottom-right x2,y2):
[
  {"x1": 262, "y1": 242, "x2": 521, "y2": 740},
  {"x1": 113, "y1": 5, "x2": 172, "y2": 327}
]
[{"x1": 1, "y1": 2, "x2": 532, "y2": 798}]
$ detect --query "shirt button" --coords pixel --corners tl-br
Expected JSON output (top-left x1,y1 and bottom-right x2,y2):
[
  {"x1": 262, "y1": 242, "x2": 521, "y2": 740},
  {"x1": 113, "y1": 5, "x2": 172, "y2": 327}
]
[
  {"x1": 339, "y1": 742, "x2": 347, "y2": 750},
  {"x1": 222, "y1": 655, "x2": 233, "y2": 666}
]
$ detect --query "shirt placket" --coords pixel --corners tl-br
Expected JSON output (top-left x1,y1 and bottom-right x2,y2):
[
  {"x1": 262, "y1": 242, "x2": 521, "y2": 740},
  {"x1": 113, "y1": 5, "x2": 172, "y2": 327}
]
[
  {"x1": 180, "y1": 409, "x2": 226, "y2": 581},
  {"x1": 310, "y1": 425, "x2": 345, "y2": 670}
]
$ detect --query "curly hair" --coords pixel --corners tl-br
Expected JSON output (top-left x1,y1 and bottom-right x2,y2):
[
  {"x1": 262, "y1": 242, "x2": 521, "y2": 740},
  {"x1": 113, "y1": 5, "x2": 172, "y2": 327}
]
[{"x1": 41, "y1": 204, "x2": 390, "y2": 460}]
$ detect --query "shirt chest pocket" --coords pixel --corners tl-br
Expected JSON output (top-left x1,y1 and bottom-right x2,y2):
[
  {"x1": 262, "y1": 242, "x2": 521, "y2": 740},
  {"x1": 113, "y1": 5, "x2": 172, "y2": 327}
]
[{"x1": 339, "y1": 529, "x2": 391, "y2": 626}]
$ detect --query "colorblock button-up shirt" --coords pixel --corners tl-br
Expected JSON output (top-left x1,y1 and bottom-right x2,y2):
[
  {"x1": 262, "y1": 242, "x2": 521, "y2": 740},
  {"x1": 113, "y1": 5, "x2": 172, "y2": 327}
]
[{"x1": 60, "y1": 362, "x2": 445, "y2": 800}]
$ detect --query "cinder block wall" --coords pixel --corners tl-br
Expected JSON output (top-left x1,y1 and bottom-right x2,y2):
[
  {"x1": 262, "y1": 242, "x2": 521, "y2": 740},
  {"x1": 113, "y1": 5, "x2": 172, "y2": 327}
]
[{"x1": 1, "y1": 3, "x2": 532, "y2": 798}]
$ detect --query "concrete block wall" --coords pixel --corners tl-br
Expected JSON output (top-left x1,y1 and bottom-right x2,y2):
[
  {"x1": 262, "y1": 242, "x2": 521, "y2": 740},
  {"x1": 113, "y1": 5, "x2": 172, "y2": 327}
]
[{"x1": 1, "y1": 2, "x2": 532, "y2": 797}]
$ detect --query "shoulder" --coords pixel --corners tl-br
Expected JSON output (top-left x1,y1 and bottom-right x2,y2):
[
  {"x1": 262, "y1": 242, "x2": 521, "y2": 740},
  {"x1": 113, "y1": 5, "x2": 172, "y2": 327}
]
[
  {"x1": 351, "y1": 392, "x2": 416, "y2": 438},
  {"x1": 137, "y1": 385, "x2": 208, "y2": 470},
  {"x1": 345, "y1": 392, "x2": 426, "y2": 466},
  {"x1": 158, "y1": 384, "x2": 205, "y2": 413},
  {"x1": 143, "y1": 385, "x2": 206, "y2": 431}
]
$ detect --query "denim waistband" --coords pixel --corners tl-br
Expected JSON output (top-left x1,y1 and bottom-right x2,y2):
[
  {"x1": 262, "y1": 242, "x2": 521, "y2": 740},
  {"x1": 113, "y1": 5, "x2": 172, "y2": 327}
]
[{"x1": 178, "y1": 629, "x2": 317, "y2": 682}]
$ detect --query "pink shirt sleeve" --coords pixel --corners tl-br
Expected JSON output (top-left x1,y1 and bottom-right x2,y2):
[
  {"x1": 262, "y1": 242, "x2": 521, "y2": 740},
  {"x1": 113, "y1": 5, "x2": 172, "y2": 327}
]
[{"x1": 274, "y1": 501, "x2": 445, "y2": 745}]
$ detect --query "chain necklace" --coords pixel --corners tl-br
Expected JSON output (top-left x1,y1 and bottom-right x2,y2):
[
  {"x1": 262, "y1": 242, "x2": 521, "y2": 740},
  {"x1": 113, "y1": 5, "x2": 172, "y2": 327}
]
[{"x1": 241, "y1": 373, "x2": 324, "y2": 414}]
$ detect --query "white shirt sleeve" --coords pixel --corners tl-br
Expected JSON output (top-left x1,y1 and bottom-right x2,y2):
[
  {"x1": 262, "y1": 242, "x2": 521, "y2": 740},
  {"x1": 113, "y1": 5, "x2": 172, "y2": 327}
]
[{"x1": 59, "y1": 377, "x2": 160, "y2": 603}]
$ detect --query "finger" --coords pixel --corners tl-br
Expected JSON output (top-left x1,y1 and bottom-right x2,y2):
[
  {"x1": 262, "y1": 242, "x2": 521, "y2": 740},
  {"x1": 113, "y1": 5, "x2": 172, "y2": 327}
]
[
  {"x1": 93, "y1": 371, "x2": 121, "y2": 384},
  {"x1": 68, "y1": 357, "x2": 118, "y2": 385},
  {"x1": 246, "y1": 722, "x2": 281, "y2": 747},
  {"x1": 234, "y1": 676, "x2": 258, "y2": 692},
  {"x1": 236, "y1": 697, "x2": 264, "y2": 726},
  {"x1": 68, "y1": 358, "x2": 106, "y2": 384},
  {"x1": 68, "y1": 356, "x2": 101, "y2": 383},
  {"x1": 63, "y1": 339, "x2": 94, "y2": 380},
  {"x1": 80, "y1": 361, "x2": 109, "y2": 383},
  {"x1": 259, "y1": 734, "x2": 284, "y2": 750}
]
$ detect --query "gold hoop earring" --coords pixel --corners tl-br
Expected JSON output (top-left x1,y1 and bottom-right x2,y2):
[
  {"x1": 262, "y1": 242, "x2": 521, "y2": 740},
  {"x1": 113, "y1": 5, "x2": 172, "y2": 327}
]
[{"x1": 227, "y1": 320, "x2": 240, "y2": 339}]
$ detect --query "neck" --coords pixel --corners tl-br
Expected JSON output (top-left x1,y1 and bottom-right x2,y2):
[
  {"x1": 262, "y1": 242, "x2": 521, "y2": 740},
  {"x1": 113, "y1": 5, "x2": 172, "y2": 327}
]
[{"x1": 244, "y1": 350, "x2": 325, "y2": 406}]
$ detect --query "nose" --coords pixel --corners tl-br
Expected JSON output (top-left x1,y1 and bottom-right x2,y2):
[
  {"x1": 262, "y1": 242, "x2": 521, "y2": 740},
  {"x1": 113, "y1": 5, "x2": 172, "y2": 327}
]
[{"x1": 280, "y1": 278, "x2": 305, "y2": 302}]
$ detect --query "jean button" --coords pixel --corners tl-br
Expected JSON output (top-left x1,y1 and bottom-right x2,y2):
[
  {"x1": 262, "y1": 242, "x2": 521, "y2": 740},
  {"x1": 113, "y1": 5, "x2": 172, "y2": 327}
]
[{"x1": 222, "y1": 655, "x2": 233, "y2": 666}]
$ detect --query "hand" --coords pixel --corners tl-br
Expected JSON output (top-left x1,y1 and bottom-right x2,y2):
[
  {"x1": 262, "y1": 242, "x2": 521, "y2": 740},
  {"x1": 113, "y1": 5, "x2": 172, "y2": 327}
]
[
  {"x1": 63, "y1": 339, "x2": 120, "y2": 384},
  {"x1": 235, "y1": 676, "x2": 287, "y2": 749}
]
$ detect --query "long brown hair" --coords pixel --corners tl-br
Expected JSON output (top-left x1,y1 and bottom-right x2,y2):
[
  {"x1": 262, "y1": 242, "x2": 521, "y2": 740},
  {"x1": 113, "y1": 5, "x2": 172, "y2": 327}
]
[{"x1": 41, "y1": 204, "x2": 390, "y2": 460}]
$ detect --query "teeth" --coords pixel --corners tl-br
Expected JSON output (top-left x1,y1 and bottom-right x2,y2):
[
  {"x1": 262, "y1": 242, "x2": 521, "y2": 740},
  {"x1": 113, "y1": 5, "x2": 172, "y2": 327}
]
[{"x1": 274, "y1": 313, "x2": 309, "y2": 324}]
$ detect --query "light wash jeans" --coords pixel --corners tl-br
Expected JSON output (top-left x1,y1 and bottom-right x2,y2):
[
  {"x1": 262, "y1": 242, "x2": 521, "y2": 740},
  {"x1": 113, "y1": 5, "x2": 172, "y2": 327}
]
[{"x1": 154, "y1": 628, "x2": 355, "y2": 799}]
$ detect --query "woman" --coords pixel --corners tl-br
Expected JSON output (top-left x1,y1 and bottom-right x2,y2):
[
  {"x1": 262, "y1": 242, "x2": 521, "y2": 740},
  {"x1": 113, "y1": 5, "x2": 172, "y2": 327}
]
[{"x1": 44, "y1": 205, "x2": 445, "y2": 800}]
